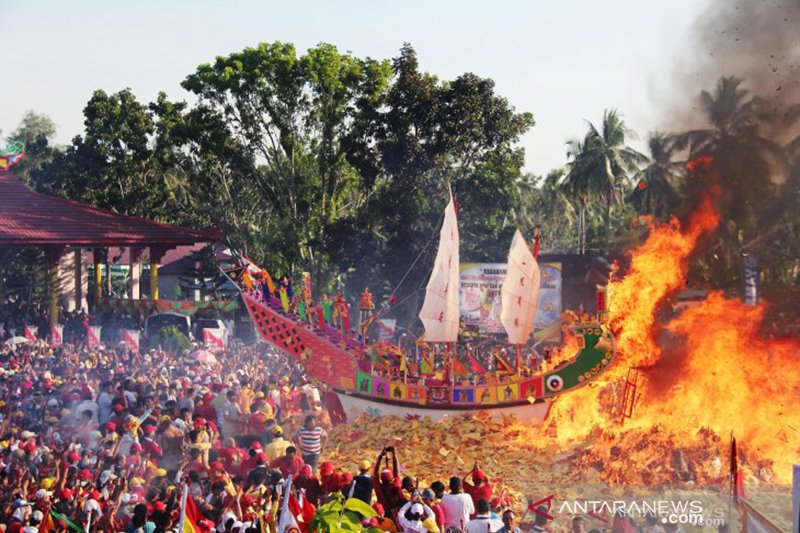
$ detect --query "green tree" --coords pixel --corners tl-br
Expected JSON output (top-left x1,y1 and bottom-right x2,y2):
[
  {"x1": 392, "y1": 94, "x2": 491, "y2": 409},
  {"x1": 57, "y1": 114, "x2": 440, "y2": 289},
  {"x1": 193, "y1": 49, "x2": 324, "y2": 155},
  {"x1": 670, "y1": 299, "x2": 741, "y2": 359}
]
[
  {"x1": 562, "y1": 110, "x2": 646, "y2": 254},
  {"x1": 181, "y1": 42, "x2": 392, "y2": 280},
  {"x1": 631, "y1": 132, "x2": 684, "y2": 221},
  {"x1": 6, "y1": 110, "x2": 58, "y2": 187},
  {"x1": 677, "y1": 76, "x2": 790, "y2": 285},
  {"x1": 338, "y1": 44, "x2": 534, "y2": 320}
]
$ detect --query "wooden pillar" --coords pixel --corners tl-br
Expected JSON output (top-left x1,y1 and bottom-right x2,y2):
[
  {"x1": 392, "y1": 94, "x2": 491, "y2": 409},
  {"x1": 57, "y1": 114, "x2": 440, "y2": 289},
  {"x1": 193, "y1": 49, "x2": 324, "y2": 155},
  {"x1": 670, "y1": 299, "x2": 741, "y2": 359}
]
[
  {"x1": 74, "y1": 249, "x2": 83, "y2": 311},
  {"x1": 45, "y1": 246, "x2": 65, "y2": 326},
  {"x1": 93, "y1": 248, "x2": 106, "y2": 306},
  {"x1": 129, "y1": 247, "x2": 143, "y2": 299},
  {"x1": 149, "y1": 245, "x2": 168, "y2": 300}
]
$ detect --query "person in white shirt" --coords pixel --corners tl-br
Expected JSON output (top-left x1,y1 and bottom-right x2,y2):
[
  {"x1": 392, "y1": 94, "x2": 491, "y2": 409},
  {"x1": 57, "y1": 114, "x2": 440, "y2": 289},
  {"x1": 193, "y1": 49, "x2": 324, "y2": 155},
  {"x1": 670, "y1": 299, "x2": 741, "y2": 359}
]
[
  {"x1": 466, "y1": 499, "x2": 503, "y2": 533},
  {"x1": 397, "y1": 499, "x2": 436, "y2": 533},
  {"x1": 439, "y1": 477, "x2": 475, "y2": 531}
]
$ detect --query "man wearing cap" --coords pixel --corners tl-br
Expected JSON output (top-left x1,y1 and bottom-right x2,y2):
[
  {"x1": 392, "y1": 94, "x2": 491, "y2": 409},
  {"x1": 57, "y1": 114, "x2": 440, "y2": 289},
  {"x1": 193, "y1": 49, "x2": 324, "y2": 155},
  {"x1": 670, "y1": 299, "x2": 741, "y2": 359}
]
[
  {"x1": 194, "y1": 391, "x2": 218, "y2": 425},
  {"x1": 374, "y1": 447, "x2": 406, "y2": 517},
  {"x1": 462, "y1": 462, "x2": 493, "y2": 507},
  {"x1": 397, "y1": 496, "x2": 436, "y2": 533},
  {"x1": 421, "y1": 488, "x2": 445, "y2": 531},
  {"x1": 294, "y1": 464, "x2": 322, "y2": 506},
  {"x1": 265, "y1": 425, "x2": 290, "y2": 462},
  {"x1": 348, "y1": 460, "x2": 374, "y2": 504}
]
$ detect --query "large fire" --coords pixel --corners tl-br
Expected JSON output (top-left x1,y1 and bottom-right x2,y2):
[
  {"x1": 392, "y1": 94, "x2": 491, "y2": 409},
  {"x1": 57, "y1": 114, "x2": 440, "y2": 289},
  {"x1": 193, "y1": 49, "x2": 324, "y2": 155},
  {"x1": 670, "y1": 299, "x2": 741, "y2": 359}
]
[{"x1": 547, "y1": 188, "x2": 800, "y2": 484}]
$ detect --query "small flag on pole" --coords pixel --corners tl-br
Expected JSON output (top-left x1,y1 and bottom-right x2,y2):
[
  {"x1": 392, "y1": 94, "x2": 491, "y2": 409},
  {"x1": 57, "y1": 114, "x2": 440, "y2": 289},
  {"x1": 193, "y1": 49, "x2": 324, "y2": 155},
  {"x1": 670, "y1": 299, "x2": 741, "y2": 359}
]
[
  {"x1": 24, "y1": 325, "x2": 38, "y2": 342},
  {"x1": 50, "y1": 325, "x2": 64, "y2": 346},
  {"x1": 124, "y1": 330, "x2": 140, "y2": 352}
]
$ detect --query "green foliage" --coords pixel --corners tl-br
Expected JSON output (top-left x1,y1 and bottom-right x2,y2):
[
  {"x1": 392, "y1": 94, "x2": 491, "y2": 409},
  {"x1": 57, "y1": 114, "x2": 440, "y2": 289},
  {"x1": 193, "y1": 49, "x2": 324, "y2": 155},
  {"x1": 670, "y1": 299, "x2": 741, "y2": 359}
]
[
  {"x1": 9, "y1": 110, "x2": 56, "y2": 145},
  {"x1": 154, "y1": 325, "x2": 190, "y2": 353},
  {"x1": 309, "y1": 493, "x2": 378, "y2": 533}
]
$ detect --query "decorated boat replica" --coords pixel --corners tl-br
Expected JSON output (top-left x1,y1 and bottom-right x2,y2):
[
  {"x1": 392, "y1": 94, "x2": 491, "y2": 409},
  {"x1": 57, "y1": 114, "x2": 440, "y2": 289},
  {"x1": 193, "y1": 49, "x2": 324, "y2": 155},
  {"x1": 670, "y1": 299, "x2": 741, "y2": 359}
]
[{"x1": 225, "y1": 189, "x2": 617, "y2": 423}]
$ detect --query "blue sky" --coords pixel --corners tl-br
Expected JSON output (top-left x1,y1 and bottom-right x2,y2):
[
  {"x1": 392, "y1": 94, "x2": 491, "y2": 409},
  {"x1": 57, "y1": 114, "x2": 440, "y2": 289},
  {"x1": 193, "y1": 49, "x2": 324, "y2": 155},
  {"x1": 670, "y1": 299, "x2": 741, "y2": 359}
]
[{"x1": 0, "y1": 0, "x2": 710, "y2": 175}]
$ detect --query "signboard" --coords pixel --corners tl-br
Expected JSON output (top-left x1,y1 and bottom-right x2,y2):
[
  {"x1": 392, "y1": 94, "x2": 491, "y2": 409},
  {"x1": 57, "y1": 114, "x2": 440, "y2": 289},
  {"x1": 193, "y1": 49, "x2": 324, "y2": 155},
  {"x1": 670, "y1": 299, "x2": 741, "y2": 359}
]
[
  {"x1": 86, "y1": 326, "x2": 102, "y2": 348},
  {"x1": 460, "y1": 262, "x2": 562, "y2": 333}
]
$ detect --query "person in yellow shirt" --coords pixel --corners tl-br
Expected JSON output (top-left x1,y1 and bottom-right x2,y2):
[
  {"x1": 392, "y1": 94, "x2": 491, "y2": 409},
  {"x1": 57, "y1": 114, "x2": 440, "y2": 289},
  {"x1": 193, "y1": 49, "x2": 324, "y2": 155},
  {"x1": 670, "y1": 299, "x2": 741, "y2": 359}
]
[{"x1": 265, "y1": 426, "x2": 291, "y2": 462}]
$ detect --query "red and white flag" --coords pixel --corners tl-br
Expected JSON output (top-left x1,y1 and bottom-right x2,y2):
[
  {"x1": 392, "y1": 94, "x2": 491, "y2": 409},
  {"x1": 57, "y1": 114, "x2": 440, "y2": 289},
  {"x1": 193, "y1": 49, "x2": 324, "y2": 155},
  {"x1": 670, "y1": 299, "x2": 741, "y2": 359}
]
[
  {"x1": 124, "y1": 330, "x2": 140, "y2": 352},
  {"x1": 86, "y1": 325, "x2": 102, "y2": 348},
  {"x1": 24, "y1": 325, "x2": 38, "y2": 342},
  {"x1": 203, "y1": 328, "x2": 226, "y2": 350},
  {"x1": 376, "y1": 319, "x2": 396, "y2": 341},
  {"x1": 50, "y1": 325, "x2": 64, "y2": 346}
]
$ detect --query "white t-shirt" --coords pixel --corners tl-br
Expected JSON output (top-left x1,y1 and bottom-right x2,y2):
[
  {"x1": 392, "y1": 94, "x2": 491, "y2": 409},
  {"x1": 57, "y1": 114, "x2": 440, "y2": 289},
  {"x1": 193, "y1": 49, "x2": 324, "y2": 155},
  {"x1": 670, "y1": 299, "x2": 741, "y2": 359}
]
[
  {"x1": 440, "y1": 492, "x2": 475, "y2": 530},
  {"x1": 466, "y1": 515, "x2": 503, "y2": 533}
]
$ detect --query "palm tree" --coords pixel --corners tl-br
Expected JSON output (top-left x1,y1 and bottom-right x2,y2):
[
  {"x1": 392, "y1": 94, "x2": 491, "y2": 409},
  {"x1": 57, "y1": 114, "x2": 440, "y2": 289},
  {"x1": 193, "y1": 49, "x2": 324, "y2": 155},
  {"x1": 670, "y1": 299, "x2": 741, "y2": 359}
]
[
  {"x1": 677, "y1": 76, "x2": 790, "y2": 285},
  {"x1": 563, "y1": 110, "x2": 647, "y2": 254},
  {"x1": 632, "y1": 132, "x2": 685, "y2": 221}
]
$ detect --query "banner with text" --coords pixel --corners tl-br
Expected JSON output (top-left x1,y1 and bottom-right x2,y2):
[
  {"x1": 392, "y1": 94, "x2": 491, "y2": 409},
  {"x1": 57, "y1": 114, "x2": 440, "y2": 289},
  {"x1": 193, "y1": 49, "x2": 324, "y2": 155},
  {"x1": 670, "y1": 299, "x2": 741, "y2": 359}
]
[{"x1": 459, "y1": 262, "x2": 562, "y2": 333}]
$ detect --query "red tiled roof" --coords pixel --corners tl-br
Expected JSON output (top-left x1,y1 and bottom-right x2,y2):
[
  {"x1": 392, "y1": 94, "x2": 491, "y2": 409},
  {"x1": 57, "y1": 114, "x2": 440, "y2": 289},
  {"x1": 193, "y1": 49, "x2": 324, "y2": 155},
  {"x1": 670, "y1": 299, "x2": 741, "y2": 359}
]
[{"x1": 0, "y1": 171, "x2": 221, "y2": 247}]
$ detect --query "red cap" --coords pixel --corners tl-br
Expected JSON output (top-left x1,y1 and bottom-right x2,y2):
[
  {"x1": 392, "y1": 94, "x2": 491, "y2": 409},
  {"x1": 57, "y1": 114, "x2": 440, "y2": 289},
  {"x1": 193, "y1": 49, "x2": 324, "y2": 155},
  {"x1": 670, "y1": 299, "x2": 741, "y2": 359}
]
[
  {"x1": 210, "y1": 461, "x2": 224, "y2": 471},
  {"x1": 472, "y1": 468, "x2": 486, "y2": 482},
  {"x1": 194, "y1": 417, "x2": 205, "y2": 426},
  {"x1": 320, "y1": 462, "x2": 334, "y2": 475},
  {"x1": 68, "y1": 452, "x2": 81, "y2": 462},
  {"x1": 153, "y1": 501, "x2": 167, "y2": 512},
  {"x1": 255, "y1": 452, "x2": 266, "y2": 463},
  {"x1": 130, "y1": 443, "x2": 143, "y2": 453},
  {"x1": 114, "y1": 404, "x2": 123, "y2": 412},
  {"x1": 249, "y1": 441, "x2": 262, "y2": 450},
  {"x1": 143, "y1": 425, "x2": 156, "y2": 433},
  {"x1": 79, "y1": 469, "x2": 93, "y2": 480},
  {"x1": 106, "y1": 422, "x2": 117, "y2": 431},
  {"x1": 60, "y1": 488, "x2": 74, "y2": 499}
]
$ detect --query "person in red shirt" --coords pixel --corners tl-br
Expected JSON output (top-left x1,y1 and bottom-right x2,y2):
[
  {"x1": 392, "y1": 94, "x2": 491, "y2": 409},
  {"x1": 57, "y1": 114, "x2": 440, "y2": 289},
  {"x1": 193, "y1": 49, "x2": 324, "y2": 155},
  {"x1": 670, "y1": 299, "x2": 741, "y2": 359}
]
[
  {"x1": 293, "y1": 464, "x2": 322, "y2": 506},
  {"x1": 268, "y1": 446, "x2": 305, "y2": 478},
  {"x1": 217, "y1": 437, "x2": 246, "y2": 475},
  {"x1": 373, "y1": 446, "x2": 406, "y2": 518},
  {"x1": 247, "y1": 404, "x2": 270, "y2": 438},
  {"x1": 319, "y1": 461, "x2": 343, "y2": 498},
  {"x1": 462, "y1": 462, "x2": 493, "y2": 508},
  {"x1": 194, "y1": 392, "x2": 218, "y2": 425}
]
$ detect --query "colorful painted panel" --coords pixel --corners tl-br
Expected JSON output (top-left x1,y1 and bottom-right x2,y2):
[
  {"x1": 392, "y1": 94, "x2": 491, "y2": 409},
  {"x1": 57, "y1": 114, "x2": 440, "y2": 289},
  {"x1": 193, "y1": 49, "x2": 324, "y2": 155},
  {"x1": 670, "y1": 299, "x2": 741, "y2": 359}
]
[
  {"x1": 407, "y1": 386, "x2": 425, "y2": 404},
  {"x1": 520, "y1": 377, "x2": 544, "y2": 400},
  {"x1": 475, "y1": 386, "x2": 497, "y2": 405},
  {"x1": 497, "y1": 383, "x2": 519, "y2": 402},
  {"x1": 389, "y1": 383, "x2": 406, "y2": 401},
  {"x1": 357, "y1": 373, "x2": 372, "y2": 394},
  {"x1": 452, "y1": 388, "x2": 475, "y2": 404},
  {"x1": 373, "y1": 378, "x2": 390, "y2": 398}
]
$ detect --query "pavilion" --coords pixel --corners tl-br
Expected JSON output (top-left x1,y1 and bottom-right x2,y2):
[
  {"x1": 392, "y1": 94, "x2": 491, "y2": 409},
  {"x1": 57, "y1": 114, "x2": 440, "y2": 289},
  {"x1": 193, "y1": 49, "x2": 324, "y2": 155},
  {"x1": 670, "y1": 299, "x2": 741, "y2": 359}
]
[{"x1": 0, "y1": 170, "x2": 221, "y2": 325}]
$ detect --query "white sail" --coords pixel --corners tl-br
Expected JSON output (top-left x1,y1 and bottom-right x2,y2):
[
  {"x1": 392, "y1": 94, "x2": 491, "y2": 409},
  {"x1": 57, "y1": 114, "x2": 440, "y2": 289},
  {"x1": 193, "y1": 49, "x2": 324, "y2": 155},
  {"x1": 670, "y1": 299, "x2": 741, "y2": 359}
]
[
  {"x1": 500, "y1": 229, "x2": 541, "y2": 345},
  {"x1": 419, "y1": 190, "x2": 460, "y2": 342}
]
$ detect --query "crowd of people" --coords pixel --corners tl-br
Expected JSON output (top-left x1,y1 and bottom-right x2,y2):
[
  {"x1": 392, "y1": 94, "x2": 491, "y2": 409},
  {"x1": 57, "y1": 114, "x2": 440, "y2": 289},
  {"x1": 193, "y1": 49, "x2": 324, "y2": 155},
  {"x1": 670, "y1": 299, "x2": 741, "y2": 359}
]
[{"x1": 0, "y1": 304, "x2": 686, "y2": 533}]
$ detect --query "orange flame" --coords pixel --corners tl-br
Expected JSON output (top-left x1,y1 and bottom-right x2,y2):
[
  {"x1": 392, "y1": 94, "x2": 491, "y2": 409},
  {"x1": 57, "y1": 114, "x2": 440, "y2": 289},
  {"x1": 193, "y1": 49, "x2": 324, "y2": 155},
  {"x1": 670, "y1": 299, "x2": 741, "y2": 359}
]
[{"x1": 546, "y1": 188, "x2": 800, "y2": 483}]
